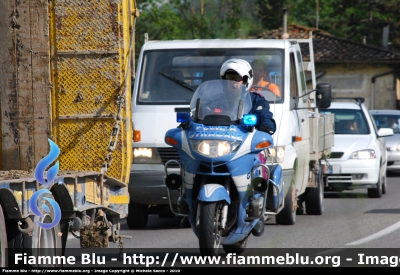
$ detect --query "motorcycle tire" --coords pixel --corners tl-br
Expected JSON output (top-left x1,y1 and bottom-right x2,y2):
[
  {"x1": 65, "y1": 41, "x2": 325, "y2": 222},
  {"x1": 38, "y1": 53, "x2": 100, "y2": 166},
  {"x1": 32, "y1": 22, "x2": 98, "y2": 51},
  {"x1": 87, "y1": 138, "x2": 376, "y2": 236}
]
[{"x1": 198, "y1": 201, "x2": 222, "y2": 257}]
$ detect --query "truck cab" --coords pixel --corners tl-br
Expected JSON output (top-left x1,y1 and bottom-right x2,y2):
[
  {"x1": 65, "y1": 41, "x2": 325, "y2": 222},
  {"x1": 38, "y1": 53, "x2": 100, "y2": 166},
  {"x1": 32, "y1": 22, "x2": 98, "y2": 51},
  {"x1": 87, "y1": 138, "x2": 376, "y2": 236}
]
[{"x1": 129, "y1": 36, "x2": 333, "y2": 228}]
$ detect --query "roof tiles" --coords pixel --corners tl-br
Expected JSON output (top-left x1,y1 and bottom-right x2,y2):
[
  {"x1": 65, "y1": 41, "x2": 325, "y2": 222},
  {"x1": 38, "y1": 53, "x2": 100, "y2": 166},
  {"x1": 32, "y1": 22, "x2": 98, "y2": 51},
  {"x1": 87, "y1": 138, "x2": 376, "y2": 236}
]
[{"x1": 252, "y1": 24, "x2": 400, "y2": 63}]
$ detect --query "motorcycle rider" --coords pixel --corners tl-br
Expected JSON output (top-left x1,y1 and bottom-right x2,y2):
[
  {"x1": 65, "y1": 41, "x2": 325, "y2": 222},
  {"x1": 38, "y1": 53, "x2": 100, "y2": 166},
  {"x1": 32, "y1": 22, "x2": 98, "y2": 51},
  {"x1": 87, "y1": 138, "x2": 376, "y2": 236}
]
[
  {"x1": 220, "y1": 58, "x2": 275, "y2": 236},
  {"x1": 220, "y1": 58, "x2": 276, "y2": 134},
  {"x1": 180, "y1": 59, "x2": 276, "y2": 236}
]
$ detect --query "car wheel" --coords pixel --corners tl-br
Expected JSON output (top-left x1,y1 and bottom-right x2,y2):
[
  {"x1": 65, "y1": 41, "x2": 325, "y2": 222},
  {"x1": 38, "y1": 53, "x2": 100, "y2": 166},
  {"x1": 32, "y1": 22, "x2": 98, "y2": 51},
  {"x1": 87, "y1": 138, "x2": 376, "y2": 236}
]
[
  {"x1": 367, "y1": 176, "x2": 382, "y2": 198},
  {"x1": 126, "y1": 201, "x2": 149, "y2": 229},
  {"x1": 382, "y1": 182, "x2": 386, "y2": 195}
]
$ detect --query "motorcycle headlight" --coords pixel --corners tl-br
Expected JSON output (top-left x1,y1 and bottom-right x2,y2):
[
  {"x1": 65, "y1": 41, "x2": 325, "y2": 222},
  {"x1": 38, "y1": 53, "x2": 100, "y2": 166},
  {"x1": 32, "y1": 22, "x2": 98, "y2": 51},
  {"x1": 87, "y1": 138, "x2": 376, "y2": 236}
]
[
  {"x1": 133, "y1": 147, "x2": 162, "y2": 164},
  {"x1": 349, "y1": 149, "x2": 376, "y2": 159},
  {"x1": 190, "y1": 140, "x2": 242, "y2": 158},
  {"x1": 267, "y1": 146, "x2": 285, "y2": 163}
]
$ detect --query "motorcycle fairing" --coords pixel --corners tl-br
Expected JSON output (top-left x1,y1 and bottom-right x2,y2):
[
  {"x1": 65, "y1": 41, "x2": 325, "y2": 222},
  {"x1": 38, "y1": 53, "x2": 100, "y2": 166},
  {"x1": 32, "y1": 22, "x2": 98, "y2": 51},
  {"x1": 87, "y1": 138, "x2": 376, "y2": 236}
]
[
  {"x1": 197, "y1": 184, "x2": 231, "y2": 204},
  {"x1": 222, "y1": 190, "x2": 262, "y2": 245}
]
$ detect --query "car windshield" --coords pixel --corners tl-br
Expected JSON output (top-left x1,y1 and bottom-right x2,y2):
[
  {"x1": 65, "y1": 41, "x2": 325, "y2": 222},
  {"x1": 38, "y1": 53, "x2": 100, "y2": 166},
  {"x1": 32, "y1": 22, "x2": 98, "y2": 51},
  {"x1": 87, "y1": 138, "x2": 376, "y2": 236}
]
[
  {"x1": 189, "y1": 79, "x2": 252, "y2": 125},
  {"x1": 371, "y1": 114, "x2": 400, "y2": 133},
  {"x1": 320, "y1": 109, "x2": 370, "y2": 135}
]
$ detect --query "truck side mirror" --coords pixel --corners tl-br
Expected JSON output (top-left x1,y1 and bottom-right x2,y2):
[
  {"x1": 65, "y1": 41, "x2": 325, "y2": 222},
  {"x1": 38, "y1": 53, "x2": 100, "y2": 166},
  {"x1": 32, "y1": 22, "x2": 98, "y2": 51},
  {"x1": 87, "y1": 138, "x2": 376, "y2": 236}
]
[{"x1": 316, "y1": 83, "x2": 332, "y2": 109}]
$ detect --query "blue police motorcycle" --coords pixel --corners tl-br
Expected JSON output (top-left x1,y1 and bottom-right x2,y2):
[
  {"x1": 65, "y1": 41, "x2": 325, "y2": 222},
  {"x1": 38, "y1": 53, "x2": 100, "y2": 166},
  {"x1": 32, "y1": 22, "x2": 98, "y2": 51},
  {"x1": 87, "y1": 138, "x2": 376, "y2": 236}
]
[{"x1": 164, "y1": 79, "x2": 283, "y2": 256}]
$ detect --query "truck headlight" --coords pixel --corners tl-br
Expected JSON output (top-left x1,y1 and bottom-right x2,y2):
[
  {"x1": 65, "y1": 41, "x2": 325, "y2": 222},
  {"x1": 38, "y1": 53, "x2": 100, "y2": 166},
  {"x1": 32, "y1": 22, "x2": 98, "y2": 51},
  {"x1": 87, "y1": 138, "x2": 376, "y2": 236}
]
[
  {"x1": 190, "y1": 140, "x2": 241, "y2": 158},
  {"x1": 133, "y1": 147, "x2": 162, "y2": 164},
  {"x1": 349, "y1": 149, "x2": 376, "y2": 159},
  {"x1": 267, "y1": 146, "x2": 285, "y2": 163}
]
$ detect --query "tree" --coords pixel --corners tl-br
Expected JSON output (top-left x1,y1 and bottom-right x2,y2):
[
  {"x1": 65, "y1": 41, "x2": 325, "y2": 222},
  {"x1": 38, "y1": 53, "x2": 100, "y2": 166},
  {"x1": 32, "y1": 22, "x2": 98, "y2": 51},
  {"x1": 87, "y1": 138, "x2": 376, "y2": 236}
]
[
  {"x1": 169, "y1": 0, "x2": 257, "y2": 39},
  {"x1": 134, "y1": 0, "x2": 400, "y2": 57},
  {"x1": 285, "y1": 0, "x2": 400, "y2": 52},
  {"x1": 255, "y1": 0, "x2": 287, "y2": 31},
  {"x1": 134, "y1": 0, "x2": 186, "y2": 62}
]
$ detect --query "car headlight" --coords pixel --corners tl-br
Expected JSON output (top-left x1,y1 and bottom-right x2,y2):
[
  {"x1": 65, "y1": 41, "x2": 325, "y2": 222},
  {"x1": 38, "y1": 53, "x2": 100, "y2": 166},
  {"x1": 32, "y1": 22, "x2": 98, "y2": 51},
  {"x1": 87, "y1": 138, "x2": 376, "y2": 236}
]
[
  {"x1": 190, "y1": 140, "x2": 242, "y2": 158},
  {"x1": 267, "y1": 146, "x2": 285, "y2": 163},
  {"x1": 387, "y1": 144, "x2": 400, "y2": 151},
  {"x1": 133, "y1": 148, "x2": 162, "y2": 164},
  {"x1": 349, "y1": 149, "x2": 376, "y2": 159}
]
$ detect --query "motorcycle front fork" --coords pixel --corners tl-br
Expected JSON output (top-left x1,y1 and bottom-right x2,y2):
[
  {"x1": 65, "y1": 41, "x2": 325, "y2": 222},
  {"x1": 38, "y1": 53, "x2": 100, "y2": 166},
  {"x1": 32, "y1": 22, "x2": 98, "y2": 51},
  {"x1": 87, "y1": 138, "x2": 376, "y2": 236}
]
[{"x1": 194, "y1": 182, "x2": 231, "y2": 230}]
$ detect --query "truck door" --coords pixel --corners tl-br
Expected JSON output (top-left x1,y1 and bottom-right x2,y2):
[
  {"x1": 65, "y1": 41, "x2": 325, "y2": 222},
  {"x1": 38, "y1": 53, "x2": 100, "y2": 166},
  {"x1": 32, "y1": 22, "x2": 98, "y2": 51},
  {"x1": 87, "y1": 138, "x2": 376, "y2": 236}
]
[{"x1": 289, "y1": 50, "x2": 310, "y2": 194}]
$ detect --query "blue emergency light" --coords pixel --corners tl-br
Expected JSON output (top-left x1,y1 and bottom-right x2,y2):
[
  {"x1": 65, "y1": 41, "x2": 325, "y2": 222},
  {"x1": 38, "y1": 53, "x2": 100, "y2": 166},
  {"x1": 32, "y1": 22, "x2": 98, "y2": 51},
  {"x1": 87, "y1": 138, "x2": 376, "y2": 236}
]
[
  {"x1": 177, "y1": 112, "x2": 191, "y2": 123},
  {"x1": 243, "y1": 114, "x2": 257, "y2": 126}
]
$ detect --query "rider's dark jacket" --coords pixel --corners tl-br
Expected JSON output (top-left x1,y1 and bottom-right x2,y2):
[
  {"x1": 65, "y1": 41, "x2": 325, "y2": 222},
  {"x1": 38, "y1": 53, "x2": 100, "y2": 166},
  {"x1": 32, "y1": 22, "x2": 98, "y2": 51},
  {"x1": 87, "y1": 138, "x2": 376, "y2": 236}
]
[{"x1": 249, "y1": 92, "x2": 276, "y2": 134}]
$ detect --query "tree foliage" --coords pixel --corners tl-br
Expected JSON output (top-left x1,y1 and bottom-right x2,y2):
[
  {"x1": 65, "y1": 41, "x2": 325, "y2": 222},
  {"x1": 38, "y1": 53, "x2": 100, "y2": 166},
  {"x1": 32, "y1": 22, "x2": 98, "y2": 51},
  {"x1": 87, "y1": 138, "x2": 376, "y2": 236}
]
[
  {"x1": 283, "y1": 0, "x2": 400, "y2": 51},
  {"x1": 134, "y1": 0, "x2": 400, "y2": 62},
  {"x1": 134, "y1": 0, "x2": 185, "y2": 62},
  {"x1": 254, "y1": 0, "x2": 287, "y2": 30}
]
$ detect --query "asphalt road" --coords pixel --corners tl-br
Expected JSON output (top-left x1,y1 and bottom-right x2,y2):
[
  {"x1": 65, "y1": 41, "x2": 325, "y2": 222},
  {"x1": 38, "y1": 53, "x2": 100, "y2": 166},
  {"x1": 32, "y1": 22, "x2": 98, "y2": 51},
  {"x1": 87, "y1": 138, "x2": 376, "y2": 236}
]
[{"x1": 66, "y1": 173, "x2": 400, "y2": 250}]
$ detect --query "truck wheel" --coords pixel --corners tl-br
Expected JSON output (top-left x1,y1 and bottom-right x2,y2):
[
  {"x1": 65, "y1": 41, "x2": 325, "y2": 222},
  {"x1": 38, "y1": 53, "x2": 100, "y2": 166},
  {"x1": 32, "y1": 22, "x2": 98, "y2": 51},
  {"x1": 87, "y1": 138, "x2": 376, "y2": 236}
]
[
  {"x1": 0, "y1": 204, "x2": 8, "y2": 267},
  {"x1": 126, "y1": 200, "x2": 149, "y2": 229},
  {"x1": 31, "y1": 218, "x2": 63, "y2": 266},
  {"x1": 23, "y1": 193, "x2": 63, "y2": 267},
  {"x1": 275, "y1": 183, "x2": 296, "y2": 225},
  {"x1": 304, "y1": 168, "x2": 324, "y2": 215}
]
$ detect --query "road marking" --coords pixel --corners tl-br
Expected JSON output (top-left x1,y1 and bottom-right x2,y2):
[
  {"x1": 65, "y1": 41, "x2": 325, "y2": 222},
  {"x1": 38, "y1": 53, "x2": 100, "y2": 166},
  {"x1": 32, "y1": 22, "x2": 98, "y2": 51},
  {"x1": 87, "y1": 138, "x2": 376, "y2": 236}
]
[
  {"x1": 312, "y1": 221, "x2": 400, "y2": 257},
  {"x1": 345, "y1": 220, "x2": 400, "y2": 246}
]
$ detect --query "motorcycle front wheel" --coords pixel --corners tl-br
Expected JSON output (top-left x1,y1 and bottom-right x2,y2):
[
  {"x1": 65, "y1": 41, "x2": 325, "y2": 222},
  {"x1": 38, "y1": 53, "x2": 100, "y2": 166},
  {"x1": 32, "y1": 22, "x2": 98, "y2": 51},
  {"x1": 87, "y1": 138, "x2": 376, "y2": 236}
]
[{"x1": 198, "y1": 201, "x2": 222, "y2": 257}]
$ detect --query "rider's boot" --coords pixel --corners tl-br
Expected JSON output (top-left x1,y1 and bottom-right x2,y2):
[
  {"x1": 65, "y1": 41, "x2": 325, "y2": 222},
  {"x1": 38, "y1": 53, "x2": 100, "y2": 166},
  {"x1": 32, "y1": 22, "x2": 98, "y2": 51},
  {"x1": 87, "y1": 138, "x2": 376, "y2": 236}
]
[{"x1": 251, "y1": 215, "x2": 265, "y2": 237}]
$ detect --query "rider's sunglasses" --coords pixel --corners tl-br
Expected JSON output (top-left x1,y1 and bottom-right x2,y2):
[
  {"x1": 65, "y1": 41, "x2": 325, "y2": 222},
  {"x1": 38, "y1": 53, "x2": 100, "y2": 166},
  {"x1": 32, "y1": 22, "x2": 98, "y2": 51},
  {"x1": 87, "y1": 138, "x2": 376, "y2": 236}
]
[{"x1": 225, "y1": 74, "x2": 243, "y2": 82}]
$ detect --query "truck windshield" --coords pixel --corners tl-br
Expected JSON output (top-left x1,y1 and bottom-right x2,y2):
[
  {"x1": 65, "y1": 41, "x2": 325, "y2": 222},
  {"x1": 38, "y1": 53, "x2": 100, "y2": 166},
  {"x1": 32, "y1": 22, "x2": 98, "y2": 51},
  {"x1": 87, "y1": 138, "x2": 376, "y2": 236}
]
[{"x1": 137, "y1": 48, "x2": 284, "y2": 105}]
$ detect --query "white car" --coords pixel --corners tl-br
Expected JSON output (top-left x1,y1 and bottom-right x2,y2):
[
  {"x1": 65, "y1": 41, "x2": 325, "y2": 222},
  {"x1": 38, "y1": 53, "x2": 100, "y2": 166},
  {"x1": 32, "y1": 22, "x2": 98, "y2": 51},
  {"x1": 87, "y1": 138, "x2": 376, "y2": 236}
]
[
  {"x1": 370, "y1": 109, "x2": 400, "y2": 173},
  {"x1": 319, "y1": 97, "x2": 393, "y2": 198}
]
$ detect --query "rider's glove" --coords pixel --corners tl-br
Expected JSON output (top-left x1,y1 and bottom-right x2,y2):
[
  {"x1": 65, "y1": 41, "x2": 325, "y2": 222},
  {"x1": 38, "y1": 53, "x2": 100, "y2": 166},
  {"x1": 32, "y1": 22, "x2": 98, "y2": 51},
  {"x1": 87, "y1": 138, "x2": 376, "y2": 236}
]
[{"x1": 258, "y1": 124, "x2": 275, "y2": 135}]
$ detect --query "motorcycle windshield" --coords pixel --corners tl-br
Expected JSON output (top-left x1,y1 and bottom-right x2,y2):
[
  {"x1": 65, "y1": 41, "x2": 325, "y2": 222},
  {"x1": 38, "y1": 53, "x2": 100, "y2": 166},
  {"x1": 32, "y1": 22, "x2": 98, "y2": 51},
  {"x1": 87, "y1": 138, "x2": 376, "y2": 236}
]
[{"x1": 190, "y1": 79, "x2": 252, "y2": 125}]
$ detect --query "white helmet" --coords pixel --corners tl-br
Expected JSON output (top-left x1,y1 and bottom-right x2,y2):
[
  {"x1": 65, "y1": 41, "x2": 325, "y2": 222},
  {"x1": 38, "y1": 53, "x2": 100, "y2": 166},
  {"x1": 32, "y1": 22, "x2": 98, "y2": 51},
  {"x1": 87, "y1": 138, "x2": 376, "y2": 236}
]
[{"x1": 220, "y1": 59, "x2": 253, "y2": 91}]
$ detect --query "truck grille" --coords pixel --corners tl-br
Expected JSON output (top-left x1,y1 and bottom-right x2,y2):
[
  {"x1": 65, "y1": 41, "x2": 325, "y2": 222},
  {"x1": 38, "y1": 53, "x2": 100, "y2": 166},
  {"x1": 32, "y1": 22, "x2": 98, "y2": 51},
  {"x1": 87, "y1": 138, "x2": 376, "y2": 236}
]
[{"x1": 158, "y1": 147, "x2": 180, "y2": 167}]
